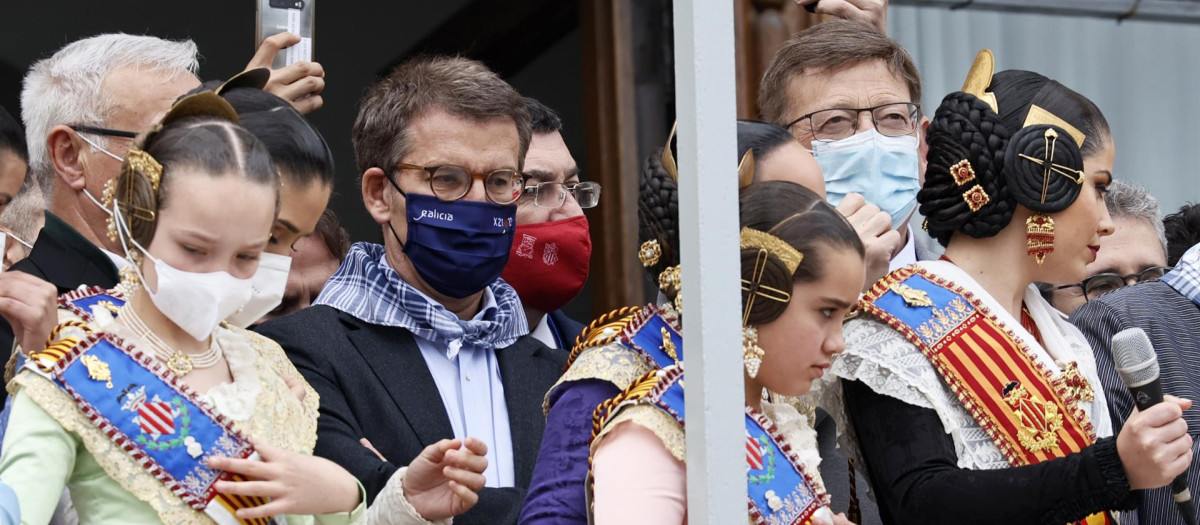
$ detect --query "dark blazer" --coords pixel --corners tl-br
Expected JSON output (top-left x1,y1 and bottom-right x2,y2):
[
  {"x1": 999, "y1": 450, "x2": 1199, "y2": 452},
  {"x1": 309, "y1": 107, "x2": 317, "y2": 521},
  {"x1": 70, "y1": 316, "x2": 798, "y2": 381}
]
[
  {"x1": 546, "y1": 310, "x2": 585, "y2": 350},
  {"x1": 256, "y1": 305, "x2": 566, "y2": 525},
  {"x1": 1071, "y1": 280, "x2": 1200, "y2": 525},
  {"x1": 1, "y1": 211, "x2": 118, "y2": 405}
]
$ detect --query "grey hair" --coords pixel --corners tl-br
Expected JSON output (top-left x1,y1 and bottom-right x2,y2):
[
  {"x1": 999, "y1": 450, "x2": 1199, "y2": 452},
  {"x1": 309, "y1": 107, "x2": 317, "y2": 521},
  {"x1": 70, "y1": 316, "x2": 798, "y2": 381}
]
[
  {"x1": 352, "y1": 56, "x2": 531, "y2": 176},
  {"x1": 20, "y1": 33, "x2": 199, "y2": 198},
  {"x1": 1105, "y1": 180, "x2": 1167, "y2": 257}
]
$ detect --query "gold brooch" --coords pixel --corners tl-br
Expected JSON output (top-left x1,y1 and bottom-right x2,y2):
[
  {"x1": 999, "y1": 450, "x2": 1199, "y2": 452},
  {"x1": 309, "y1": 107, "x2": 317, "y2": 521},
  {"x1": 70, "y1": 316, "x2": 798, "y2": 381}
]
[
  {"x1": 638, "y1": 239, "x2": 662, "y2": 267},
  {"x1": 890, "y1": 283, "x2": 933, "y2": 308},
  {"x1": 951, "y1": 159, "x2": 976, "y2": 186},
  {"x1": 81, "y1": 354, "x2": 114, "y2": 389},
  {"x1": 963, "y1": 184, "x2": 990, "y2": 213},
  {"x1": 658, "y1": 265, "x2": 681, "y2": 292}
]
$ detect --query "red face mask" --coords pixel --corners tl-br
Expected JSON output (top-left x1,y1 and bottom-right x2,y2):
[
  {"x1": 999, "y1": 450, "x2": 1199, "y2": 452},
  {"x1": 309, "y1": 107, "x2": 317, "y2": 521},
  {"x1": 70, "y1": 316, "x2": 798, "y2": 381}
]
[{"x1": 500, "y1": 215, "x2": 592, "y2": 314}]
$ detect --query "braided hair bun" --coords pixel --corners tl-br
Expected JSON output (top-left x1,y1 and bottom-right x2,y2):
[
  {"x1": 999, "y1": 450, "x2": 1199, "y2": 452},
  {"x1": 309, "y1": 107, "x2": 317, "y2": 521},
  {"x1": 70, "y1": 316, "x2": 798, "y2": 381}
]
[
  {"x1": 918, "y1": 92, "x2": 1015, "y2": 246},
  {"x1": 919, "y1": 68, "x2": 1111, "y2": 246},
  {"x1": 637, "y1": 147, "x2": 680, "y2": 281}
]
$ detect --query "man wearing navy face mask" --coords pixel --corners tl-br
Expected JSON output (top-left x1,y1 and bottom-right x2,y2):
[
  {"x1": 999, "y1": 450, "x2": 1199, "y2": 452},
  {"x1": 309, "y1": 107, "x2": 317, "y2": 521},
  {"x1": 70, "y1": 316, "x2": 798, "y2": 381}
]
[
  {"x1": 760, "y1": 19, "x2": 939, "y2": 289},
  {"x1": 257, "y1": 57, "x2": 566, "y2": 525}
]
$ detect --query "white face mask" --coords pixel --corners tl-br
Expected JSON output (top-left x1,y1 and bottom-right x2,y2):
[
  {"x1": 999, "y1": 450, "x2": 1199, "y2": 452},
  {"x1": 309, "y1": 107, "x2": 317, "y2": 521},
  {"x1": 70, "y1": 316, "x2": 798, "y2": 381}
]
[
  {"x1": 113, "y1": 203, "x2": 254, "y2": 341},
  {"x1": 226, "y1": 252, "x2": 292, "y2": 328}
]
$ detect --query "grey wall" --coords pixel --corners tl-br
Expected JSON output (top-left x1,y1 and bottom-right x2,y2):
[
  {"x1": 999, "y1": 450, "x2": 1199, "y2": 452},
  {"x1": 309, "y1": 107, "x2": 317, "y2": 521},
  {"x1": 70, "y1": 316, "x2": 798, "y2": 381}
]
[{"x1": 890, "y1": 5, "x2": 1200, "y2": 216}]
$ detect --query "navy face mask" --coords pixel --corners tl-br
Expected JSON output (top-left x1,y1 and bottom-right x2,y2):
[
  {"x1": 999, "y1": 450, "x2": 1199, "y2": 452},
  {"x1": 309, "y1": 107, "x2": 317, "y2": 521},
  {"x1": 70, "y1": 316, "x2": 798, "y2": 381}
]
[{"x1": 390, "y1": 193, "x2": 517, "y2": 299}]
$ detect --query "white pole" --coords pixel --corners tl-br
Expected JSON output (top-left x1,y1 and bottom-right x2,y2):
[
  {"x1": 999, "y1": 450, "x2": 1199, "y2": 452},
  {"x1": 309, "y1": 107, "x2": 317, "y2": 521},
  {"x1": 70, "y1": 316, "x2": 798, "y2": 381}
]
[{"x1": 673, "y1": 0, "x2": 745, "y2": 523}]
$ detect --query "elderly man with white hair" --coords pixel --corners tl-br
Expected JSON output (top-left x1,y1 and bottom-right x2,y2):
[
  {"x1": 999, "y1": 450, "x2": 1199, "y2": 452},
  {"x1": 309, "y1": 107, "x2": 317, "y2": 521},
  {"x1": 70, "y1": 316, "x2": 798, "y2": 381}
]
[{"x1": 0, "y1": 32, "x2": 326, "y2": 404}]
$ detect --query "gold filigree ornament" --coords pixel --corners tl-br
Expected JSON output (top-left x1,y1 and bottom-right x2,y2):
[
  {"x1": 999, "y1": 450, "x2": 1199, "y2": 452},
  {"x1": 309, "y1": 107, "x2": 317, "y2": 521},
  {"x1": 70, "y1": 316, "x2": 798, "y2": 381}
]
[
  {"x1": 743, "y1": 325, "x2": 765, "y2": 379},
  {"x1": 659, "y1": 327, "x2": 680, "y2": 365},
  {"x1": 1003, "y1": 381, "x2": 1063, "y2": 453},
  {"x1": 81, "y1": 354, "x2": 114, "y2": 389},
  {"x1": 950, "y1": 159, "x2": 976, "y2": 186},
  {"x1": 125, "y1": 148, "x2": 162, "y2": 192},
  {"x1": 963, "y1": 184, "x2": 991, "y2": 213},
  {"x1": 638, "y1": 239, "x2": 662, "y2": 268},
  {"x1": 657, "y1": 265, "x2": 681, "y2": 293},
  {"x1": 1025, "y1": 214, "x2": 1055, "y2": 266}
]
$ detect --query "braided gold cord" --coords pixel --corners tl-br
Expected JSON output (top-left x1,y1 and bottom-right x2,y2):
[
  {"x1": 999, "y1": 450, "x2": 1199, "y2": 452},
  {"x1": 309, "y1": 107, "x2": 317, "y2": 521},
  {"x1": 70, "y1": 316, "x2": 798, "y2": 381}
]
[{"x1": 566, "y1": 306, "x2": 641, "y2": 367}]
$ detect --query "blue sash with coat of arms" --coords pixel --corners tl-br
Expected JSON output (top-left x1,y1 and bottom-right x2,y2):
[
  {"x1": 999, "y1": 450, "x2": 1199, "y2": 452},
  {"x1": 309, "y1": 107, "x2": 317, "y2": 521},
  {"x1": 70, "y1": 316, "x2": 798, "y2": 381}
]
[{"x1": 27, "y1": 287, "x2": 274, "y2": 525}]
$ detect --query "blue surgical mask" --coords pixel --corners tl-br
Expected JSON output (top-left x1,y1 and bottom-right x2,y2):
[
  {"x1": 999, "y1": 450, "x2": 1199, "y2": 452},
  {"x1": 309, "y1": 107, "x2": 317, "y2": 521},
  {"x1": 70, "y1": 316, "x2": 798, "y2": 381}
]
[
  {"x1": 813, "y1": 129, "x2": 920, "y2": 229},
  {"x1": 391, "y1": 193, "x2": 517, "y2": 299}
]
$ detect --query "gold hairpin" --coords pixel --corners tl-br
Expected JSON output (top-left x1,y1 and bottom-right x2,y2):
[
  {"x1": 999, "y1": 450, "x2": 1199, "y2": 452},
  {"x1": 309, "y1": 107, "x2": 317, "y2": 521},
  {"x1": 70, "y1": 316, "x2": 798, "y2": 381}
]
[
  {"x1": 737, "y1": 149, "x2": 756, "y2": 189},
  {"x1": 661, "y1": 122, "x2": 678, "y2": 181},
  {"x1": 1017, "y1": 128, "x2": 1085, "y2": 204},
  {"x1": 962, "y1": 49, "x2": 999, "y2": 114},
  {"x1": 739, "y1": 227, "x2": 804, "y2": 325}
]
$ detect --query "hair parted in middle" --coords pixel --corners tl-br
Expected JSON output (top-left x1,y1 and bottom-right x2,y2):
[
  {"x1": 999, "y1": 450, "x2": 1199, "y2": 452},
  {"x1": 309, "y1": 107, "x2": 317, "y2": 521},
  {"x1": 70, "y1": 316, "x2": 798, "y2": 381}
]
[
  {"x1": 919, "y1": 51, "x2": 1111, "y2": 247},
  {"x1": 113, "y1": 92, "x2": 277, "y2": 247},
  {"x1": 352, "y1": 56, "x2": 532, "y2": 175}
]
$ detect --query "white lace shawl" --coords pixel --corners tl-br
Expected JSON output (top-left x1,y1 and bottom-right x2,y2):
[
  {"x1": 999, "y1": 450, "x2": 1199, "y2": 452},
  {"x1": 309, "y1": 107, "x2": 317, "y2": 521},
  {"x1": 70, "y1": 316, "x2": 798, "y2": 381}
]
[{"x1": 821, "y1": 260, "x2": 1112, "y2": 474}]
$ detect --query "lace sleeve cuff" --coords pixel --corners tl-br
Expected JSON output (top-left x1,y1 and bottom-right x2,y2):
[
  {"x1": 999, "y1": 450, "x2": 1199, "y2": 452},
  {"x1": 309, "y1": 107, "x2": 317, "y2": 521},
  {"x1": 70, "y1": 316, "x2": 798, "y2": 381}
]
[{"x1": 366, "y1": 467, "x2": 452, "y2": 525}]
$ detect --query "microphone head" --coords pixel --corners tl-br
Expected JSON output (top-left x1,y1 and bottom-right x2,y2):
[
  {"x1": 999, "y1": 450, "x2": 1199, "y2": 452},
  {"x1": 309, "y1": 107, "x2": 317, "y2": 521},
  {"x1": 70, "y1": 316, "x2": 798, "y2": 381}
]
[{"x1": 1112, "y1": 327, "x2": 1160, "y2": 388}]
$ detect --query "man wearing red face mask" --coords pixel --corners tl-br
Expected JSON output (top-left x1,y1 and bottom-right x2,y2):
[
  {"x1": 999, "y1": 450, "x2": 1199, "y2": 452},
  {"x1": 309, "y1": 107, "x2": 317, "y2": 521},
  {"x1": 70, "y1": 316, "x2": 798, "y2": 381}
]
[{"x1": 499, "y1": 98, "x2": 597, "y2": 350}]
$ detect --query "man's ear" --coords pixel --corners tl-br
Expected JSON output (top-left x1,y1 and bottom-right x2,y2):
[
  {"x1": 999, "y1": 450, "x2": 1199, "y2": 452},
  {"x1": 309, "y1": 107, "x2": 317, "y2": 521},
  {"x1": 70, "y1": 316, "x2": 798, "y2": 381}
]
[
  {"x1": 362, "y1": 167, "x2": 394, "y2": 225},
  {"x1": 918, "y1": 117, "x2": 931, "y2": 186},
  {"x1": 47, "y1": 125, "x2": 87, "y2": 190}
]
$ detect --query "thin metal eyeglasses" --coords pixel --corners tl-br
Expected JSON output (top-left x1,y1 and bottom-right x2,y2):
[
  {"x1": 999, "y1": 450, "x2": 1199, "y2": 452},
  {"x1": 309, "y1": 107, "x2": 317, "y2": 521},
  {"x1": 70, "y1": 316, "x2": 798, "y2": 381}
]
[
  {"x1": 785, "y1": 102, "x2": 921, "y2": 147},
  {"x1": 70, "y1": 125, "x2": 138, "y2": 162},
  {"x1": 1053, "y1": 266, "x2": 1173, "y2": 301},
  {"x1": 522, "y1": 181, "x2": 601, "y2": 209},
  {"x1": 391, "y1": 163, "x2": 526, "y2": 205}
]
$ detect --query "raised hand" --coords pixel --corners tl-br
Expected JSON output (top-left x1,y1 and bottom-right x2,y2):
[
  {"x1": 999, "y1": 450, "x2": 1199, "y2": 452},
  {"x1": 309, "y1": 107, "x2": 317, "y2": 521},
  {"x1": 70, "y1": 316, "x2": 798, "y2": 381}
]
[
  {"x1": 0, "y1": 272, "x2": 59, "y2": 354},
  {"x1": 403, "y1": 437, "x2": 489, "y2": 521},
  {"x1": 836, "y1": 193, "x2": 902, "y2": 290},
  {"x1": 244, "y1": 32, "x2": 326, "y2": 114}
]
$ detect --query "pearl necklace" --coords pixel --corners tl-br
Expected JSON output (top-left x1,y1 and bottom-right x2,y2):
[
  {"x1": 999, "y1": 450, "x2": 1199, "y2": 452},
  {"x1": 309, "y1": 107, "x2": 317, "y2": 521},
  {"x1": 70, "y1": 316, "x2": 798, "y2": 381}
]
[{"x1": 119, "y1": 304, "x2": 223, "y2": 377}]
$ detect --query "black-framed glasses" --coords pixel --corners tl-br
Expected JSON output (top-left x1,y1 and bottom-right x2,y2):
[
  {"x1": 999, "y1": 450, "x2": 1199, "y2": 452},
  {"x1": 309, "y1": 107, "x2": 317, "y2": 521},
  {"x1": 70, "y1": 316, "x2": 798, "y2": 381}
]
[
  {"x1": 522, "y1": 181, "x2": 601, "y2": 209},
  {"x1": 69, "y1": 125, "x2": 139, "y2": 139},
  {"x1": 786, "y1": 102, "x2": 921, "y2": 147},
  {"x1": 1054, "y1": 266, "x2": 1173, "y2": 301},
  {"x1": 392, "y1": 163, "x2": 525, "y2": 205}
]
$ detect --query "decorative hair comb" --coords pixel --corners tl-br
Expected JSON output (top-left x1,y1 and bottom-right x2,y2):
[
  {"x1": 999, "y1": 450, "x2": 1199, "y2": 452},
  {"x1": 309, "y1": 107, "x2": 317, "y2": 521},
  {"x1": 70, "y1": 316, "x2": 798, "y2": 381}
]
[
  {"x1": 661, "y1": 122, "x2": 678, "y2": 181},
  {"x1": 739, "y1": 226, "x2": 803, "y2": 325}
]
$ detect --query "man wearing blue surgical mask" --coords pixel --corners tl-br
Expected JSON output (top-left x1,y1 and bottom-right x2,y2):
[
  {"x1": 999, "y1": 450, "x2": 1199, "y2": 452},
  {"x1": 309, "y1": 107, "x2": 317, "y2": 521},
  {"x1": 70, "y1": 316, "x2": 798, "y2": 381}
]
[
  {"x1": 758, "y1": 16, "x2": 936, "y2": 525},
  {"x1": 257, "y1": 56, "x2": 566, "y2": 525},
  {"x1": 760, "y1": 19, "x2": 943, "y2": 290}
]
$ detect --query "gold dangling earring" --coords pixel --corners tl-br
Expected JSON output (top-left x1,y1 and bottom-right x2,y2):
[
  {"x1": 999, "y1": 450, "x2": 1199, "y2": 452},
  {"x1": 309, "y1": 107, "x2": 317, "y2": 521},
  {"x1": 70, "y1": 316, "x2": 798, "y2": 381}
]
[
  {"x1": 1025, "y1": 214, "x2": 1055, "y2": 266},
  {"x1": 743, "y1": 326, "x2": 764, "y2": 378}
]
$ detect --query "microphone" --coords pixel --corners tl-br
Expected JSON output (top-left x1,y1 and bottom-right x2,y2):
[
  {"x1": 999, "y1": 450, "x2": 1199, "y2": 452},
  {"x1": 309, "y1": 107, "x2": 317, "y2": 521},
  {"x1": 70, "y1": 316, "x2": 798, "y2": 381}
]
[{"x1": 1113, "y1": 327, "x2": 1196, "y2": 525}]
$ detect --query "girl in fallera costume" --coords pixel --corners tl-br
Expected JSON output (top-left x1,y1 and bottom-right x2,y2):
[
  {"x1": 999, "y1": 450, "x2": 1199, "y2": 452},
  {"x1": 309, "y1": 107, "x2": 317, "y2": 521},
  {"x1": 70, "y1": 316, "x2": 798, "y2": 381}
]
[
  {"x1": 586, "y1": 181, "x2": 864, "y2": 525},
  {"x1": 825, "y1": 50, "x2": 1193, "y2": 525},
  {"x1": 0, "y1": 92, "x2": 487, "y2": 524}
]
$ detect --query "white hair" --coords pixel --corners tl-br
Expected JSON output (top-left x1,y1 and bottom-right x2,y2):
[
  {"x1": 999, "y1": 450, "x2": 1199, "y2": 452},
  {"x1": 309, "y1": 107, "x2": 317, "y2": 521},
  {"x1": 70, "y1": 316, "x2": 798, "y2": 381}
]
[
  {"x1": 1105, "y1": 180, "x2": 1167, "y2": 257},
  {"x1": 20, "y1": 33, "x2": 199, "y2": 197}
]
